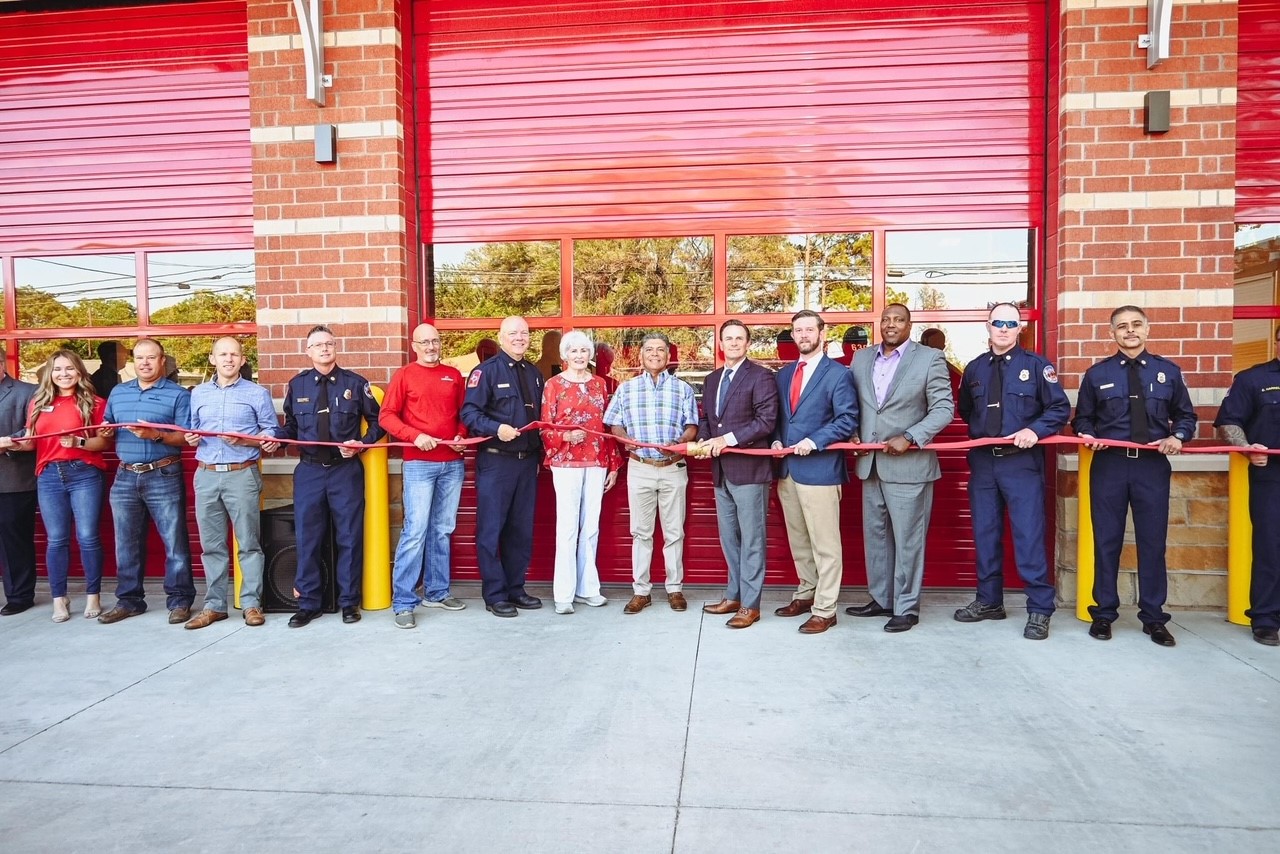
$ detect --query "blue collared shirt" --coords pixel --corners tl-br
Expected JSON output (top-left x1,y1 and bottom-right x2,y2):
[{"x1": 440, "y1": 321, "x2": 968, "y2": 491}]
[
  {"x1": 604, "y1": 370, "x2": 698, "y2": 460},
  {"x1": 103, "y1": 377, "x2": 191, "y2": 464},
  {"x1": 189, "y1": 376, "x2": 279, "y2": 465}
]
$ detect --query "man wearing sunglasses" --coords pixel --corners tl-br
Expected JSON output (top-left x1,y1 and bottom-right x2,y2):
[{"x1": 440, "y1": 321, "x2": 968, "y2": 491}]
[{"x1": 955, "y1": 303, "x2": 1069, "y2": 640}]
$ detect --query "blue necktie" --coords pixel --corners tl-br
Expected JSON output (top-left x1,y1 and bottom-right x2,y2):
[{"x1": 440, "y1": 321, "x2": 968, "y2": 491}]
[{"x1": 717, "y1": 368, "x2": 733, "y2": 418}]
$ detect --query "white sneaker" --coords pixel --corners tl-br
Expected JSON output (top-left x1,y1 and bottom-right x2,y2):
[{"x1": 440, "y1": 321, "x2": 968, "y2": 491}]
[
  {"x1": 555, "y1": 602, "x2": 574, "y2": 615},
  {"x1": 573, "y1": 595, "x2": 608, "y2": 607}
]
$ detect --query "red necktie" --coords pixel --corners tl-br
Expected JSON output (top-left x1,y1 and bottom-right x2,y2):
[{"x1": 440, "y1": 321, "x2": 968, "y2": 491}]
[{"x1": 789, "y1": 360, "x2": 805, "y2": 412}]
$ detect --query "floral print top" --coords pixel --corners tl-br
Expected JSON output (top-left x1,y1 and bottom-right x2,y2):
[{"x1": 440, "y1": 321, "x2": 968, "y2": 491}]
[{"x1": 540, "y1": 373, "x2": 621, "y2": 472}]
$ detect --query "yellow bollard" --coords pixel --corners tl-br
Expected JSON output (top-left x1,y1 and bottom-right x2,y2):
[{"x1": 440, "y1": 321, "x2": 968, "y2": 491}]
[
  {"x1": 1226, "y1": 452, "x2": 1252, "y2": 626},
  {"x1": 1075, "y1": 447, "x2": 1096, "y2": 622},
  {"x1": 362, "y1": 385, "x2": 392, "y2": 611}
]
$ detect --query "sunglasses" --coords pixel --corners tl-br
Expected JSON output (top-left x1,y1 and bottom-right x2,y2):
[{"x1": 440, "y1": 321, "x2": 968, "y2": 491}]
[{"x1": 989, "y1": 320, "x2": 1019, "y2": 330}]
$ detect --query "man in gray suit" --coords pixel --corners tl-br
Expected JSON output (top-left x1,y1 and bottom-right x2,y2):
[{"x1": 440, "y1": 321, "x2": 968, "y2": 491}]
[
  {"x1": 847, "y1": 304, "x2": 954, "y2": 631},
  {"x1": 0, "y1": 345, "x2": 38, "y2": 615}
]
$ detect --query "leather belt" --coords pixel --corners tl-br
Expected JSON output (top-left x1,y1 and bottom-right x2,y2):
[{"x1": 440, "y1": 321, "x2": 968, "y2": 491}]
[
  {"x1": 197, "y1": 460, "x2": 257, "y2": 472},
  {"x1": 300, "y1": 455, "x2": 352, "y2": 467},
  {"x1": 483, "y1": 447, "x2": 534, "y2": 460},
  {"x1": 629, "y1": 452, "x2": 681, "y2": 467},
  {"x1": 119, "y1": 457, "x2": 180, "y2": 474},
  {"x1": 1104, "y1": 446, "x2": 1159, "y2": 459},
  {"x1": 990, "y1": 445, "x2": 1024, "y2": 457}
]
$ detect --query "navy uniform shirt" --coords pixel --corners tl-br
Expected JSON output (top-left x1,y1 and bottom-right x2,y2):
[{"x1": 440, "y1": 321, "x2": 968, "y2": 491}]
[
  {"x1": 461, "y1": 354, "x2": 544, "y2": 456},
  {"x1": 1214, "y1": 355, "x2": 1280, "y2": 483},
  {"x1": 1072, "y1": 350, "x2": 1197, "y2": 443},
  {"x1": 103, "y1": 377, "x2": 191, "y2": 464},
  {"x1": 959, "y1": 346, "x2": 1070, "y2": 440},
  {"x1": 279, "y1": 365, "x2": 384, "y2": 452}
]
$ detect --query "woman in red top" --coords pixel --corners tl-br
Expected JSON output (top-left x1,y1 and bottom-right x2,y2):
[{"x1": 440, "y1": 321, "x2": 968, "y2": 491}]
[
  {"x1": 541, "y1": 331, "x2": 621, "y2": 614},
  {"x1": 0, "y1": 350, "x2": 110, "y2": 622}
]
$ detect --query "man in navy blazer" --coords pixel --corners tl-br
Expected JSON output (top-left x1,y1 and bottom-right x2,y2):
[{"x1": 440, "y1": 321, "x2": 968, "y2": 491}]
[
  {"x1": 770, "y1": 310, "x2": 859, "y2": 634},
  {"x1": 693, "y1": 320, "x2": 781, "y2": 629}
]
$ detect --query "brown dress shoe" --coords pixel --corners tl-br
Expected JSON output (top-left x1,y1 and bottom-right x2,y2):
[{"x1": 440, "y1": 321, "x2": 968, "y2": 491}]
[
  {"x1": 168, "y1": 607, "x2": 192, "y2": 625},
  {"x1": 243, "y1": 607, "x2": 266, "y2": 626},
  {"x1": 726, "y1": 608, "x2": 760, "y2": 629},
  {"x1": 623, "y1": 594, "x2": 652, "y2": 614},
  {"x1": 97, "y1": 606, "x2": 140, "y2": 625},
  {"x1": 702, "y1": 598, "x2": 740, "y2": 615},
  {"x1": 668, "y1": 592, "x2": 688, "y2": 611},
  {"x1": 798, "y1": 614, "x2": 837, "y2": 634},
  {"x1": 184, "y1": 609, "x2": 228, "y2": 630},
  {"x1": 774, "y1": 598, "x2": 814, "y2": 618}
]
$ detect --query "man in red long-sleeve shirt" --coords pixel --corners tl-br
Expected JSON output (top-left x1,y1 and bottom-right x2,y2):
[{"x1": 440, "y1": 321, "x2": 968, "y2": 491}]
[{"x1": 379, "y1": 323, "x2": 468, "y2": 629}]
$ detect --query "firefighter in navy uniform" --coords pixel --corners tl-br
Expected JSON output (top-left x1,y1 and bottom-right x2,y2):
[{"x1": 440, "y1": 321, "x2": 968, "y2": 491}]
[
  {"x1": 1073, "y1": 305, "x2": 1196, "y2": 647},
  {"x1": 1214, "y1": 324, "x2": 1280, "y2": 647},
  {"x1": 954, "y1": 303, "x2": 1070, "y2": 640},
  {"x1": 461, "y1": 316, "x2": 545, "y2": 618},
  {"x1": 279, "y1": 325, "x2": 384, "y2": 628}
]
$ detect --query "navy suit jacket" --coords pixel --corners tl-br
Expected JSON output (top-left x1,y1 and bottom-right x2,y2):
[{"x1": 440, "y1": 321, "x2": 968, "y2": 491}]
[
  {"x1": 698, "y1": 359, "x2": 779, "y2": 486},
  {"x1": 773, "y1": 355, "x2": 859, "y2": 485}
]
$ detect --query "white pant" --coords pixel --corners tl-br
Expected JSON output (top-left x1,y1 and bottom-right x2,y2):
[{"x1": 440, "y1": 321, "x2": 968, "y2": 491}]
[{"x1": 551, "y1": 466, "x2": 606, "y2": 604}]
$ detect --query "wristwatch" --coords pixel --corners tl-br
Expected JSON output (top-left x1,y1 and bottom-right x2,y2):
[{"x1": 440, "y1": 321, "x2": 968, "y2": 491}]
[{"x1": 902, "y1": 431, "x2": 915, "y2": 446}]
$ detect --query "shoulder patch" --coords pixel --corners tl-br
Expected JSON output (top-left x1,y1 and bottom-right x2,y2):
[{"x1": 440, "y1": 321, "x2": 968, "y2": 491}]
[
  {"x1": 362, "y1": 382, "x2": 374, "y2": 399},
  {"x1": 1043, "y1": 365, "x2": 1058, "y2": 384},
  {"x1": 467, "y1": 369, "x2": 482, "y2": 388}
]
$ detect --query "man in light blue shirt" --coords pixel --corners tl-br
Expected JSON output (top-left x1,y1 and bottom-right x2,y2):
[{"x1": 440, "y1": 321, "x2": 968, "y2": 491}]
[{"x1": 182, "y1": 338, "x2": 280, "y2": 629}]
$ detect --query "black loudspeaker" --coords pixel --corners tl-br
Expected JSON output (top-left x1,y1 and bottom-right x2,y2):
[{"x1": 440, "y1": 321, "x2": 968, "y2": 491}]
[{"x1": 260, "y1": 504, "x2": 339, "y2": 614}]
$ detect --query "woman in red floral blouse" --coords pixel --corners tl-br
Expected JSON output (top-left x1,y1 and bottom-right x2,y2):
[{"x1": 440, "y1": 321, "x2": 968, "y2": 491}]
[{"x1": 541, "y1": 330, "x2": 621, "y2": 614}]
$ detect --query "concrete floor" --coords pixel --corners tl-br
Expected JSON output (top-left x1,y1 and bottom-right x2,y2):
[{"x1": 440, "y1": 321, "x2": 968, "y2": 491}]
[{"x1": 0, "y1": 583, "x2": 1277, "y2": 853}]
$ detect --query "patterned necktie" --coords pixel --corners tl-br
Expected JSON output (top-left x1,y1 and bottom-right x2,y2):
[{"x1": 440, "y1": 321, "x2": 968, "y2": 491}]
[
  {"x1": 985, "y1": 356, "x2": 1005, "y2": 438},
  {"x1": 717, "y1": 368, "x2": 733, "y2": 418},
  {"x1": 1128, "y1": 359, "x2": 1151, "y2": 444},
  {"x1": 789, "y1": 360, "x2": 805, "y2": 412}
]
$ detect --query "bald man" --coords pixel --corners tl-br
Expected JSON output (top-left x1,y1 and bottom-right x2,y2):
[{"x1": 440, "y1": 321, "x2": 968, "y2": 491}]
[
  {"x1": 182, "y1": 338, "x2": 280, "y2": 629},
  {"x1": 380, "y1": 324, "x2": 469, "y2": 629}
]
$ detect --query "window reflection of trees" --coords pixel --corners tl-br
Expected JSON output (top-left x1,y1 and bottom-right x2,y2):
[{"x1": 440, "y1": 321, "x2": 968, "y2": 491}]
[
  {"x1": 728, "y1": 233, "x2": 872, "y2": 313},
  {"x1": 573, "y1": 237, "x2": 712, "y2": 316},
  {"x1": 434, "y1": 241, "x2": 560, "y2": 319}
]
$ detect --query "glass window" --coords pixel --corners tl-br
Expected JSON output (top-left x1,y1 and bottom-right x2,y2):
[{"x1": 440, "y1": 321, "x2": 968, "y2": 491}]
[
  {"x1": 147, "y1": 250, "x2": 255, "y2": 324},
  {"x1": 1234, "y1": 223, "x2": 1280, "y2": 369},
  {"x1": 17, "y1": 335, "x2": 258, "y2": 389},
  {"x1": 728, "y1": 233, "x2": 872, "y2": 313},
  {"x1": 14, "y1": 254, "x2": 138, "y2": 329},
  {"x1": 913, "y1": 321, "x2": 1002, "y2": 374},
  {"x1": 432, "y1": 241, "x2": 561, "y2": 319},
  {"x1": 573, "y1": 237, "x2": 712, "y2": 316},
  {"x1": 575, "y1": 326, "x2": 715, "y2": 396},
  {"x1": 885, "y1": 229, "x2": 1033, "y2": 312}
]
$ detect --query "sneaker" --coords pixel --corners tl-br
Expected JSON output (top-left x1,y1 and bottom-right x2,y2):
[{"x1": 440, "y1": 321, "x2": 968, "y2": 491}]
[
  {"x1": 555, "y1": 602, "x2": 574, "y2": 615},
  {"x1": 573, "y1": 595, "x2": 608, "y2": 607},
  {"x1": 1023, "y1": 613, "x2": 1050, "y2": 640},
  {"x1": 394, "y1": 611, "x2": 416, "y2": 629},
  {"x1": 422, "y1": 596, "x2": 466, "y2": 611},
  {"x1": 953, "y1": 600, "x2": 1007, "y2": 623}
]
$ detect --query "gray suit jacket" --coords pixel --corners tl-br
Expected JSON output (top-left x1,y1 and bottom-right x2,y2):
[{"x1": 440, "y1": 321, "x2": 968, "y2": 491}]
[
  {"x1": 0, "y1": 373, "x2": 37, "y2": 493},
  {"x1": 851, "y1": 341, "x2": 954, "y2": 483}
]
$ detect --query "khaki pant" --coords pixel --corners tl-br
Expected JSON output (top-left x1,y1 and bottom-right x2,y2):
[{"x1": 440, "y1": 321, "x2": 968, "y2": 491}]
[
  {"x1": 626, "y1": 460, "x2": 688, "y2": 595},
  {"x1": 777, "y1": 476, "x2": 843, "y2": 618}
]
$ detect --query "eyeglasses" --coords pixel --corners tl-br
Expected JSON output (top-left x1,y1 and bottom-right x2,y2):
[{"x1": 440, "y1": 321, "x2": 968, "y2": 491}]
[
  {"x1": 413, "y1": 339, "x2": 441, "y2": 346},
  {"x1": 308, "y1": 342, "x2": 336, "y2": 350},
  {"x1": 989, "y1": 320, "x2": 1020, "y2": 330}
]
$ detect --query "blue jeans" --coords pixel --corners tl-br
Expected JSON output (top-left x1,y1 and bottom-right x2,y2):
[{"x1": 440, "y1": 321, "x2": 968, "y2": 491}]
[
  {"x1": 392, "y1": 459, "x2": 464, "y2": 612},
  {"x1": 37, "y1": 462, "x2": 105, "y2": 598},
  {"x1": 110, "y1": 463, "x2": 195, "y2": 613}
]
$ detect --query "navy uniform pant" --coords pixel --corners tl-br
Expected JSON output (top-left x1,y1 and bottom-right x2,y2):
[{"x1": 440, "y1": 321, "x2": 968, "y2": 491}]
[
  {"x1": 0, "y1": 490, "x2": 37, "y2": 607},
  {"x1": 1088, "y1": 449, "x2": 1171, "y2": 626},
  {"x1": 1248, "y1": 476, "x2": 1280, "y2": 630},
  {"x1": 474, "y1": 451, "x2": 538, "y2": 605},
  {"x1": 293, "y1": 458, "x2": 365, "y2": 609},
  {"x1": 966, "y1": 450, "x2": 1055, "y2": 615}
]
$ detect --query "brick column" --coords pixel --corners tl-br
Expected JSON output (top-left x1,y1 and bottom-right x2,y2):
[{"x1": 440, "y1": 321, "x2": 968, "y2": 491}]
[
  {"x1": 1050, "y1": 0, "x2": 1238, "y2": 608},
  {"x1": 247, "y1": 0, "x2": 418, "y2": 395}
]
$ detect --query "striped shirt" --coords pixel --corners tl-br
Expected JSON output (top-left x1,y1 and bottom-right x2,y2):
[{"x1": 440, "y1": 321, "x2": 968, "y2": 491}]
[
  {"x1": 103, "y1": 377, "x2": 191, "y2": 464},
  {"x1": 603, "y1": 371, "x2": 698, "y2": 460},
  {"x1": 189, "y1": 377, "x2": 279, "y2": 465}
]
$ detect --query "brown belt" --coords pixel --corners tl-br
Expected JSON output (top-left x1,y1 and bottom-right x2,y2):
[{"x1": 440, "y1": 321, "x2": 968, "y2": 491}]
[
  {"x1": 196, "y1": 460, "x2": 257, "y2": 472},
  {"x1": 119, "y1": 457, "x2": 180, "y2": 474},
  {"x1": 629, "y1": 452, "x2": 681, "y2": 468}
]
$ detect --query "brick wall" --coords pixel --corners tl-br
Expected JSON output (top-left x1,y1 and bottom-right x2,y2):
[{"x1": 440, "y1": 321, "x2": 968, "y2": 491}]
[{"x1": 1051, "y1": 0, "x2": 1238, "y2": 607}]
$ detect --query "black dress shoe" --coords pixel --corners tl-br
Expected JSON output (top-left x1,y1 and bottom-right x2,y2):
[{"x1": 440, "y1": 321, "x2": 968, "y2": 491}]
[
  {"x1": 845, "y1": 601, "x2": 892, "y2": 618},
  {"x1": 1088, "y1": 618, "x2": 1112, "y2": 640},
  {"x1": 288, "y1": 609, "x2": 322, "y2": 628},
  {"x1": 0, "y1": 601, "x2": 34, "y2": 616},
  {"x1": 342, "y1": 606, "x2": 361, "y2": 624},
  {"x1": 1252, "y1": 626, "x2": 1280, "y2": 646},
  {"x1": 1143, "y1": 622, "x2": 1176, "y2": 647},
  {"x1": 486, "y1": 601, "x2": 518, "y2": 618},
  {"x1": 883, "y1": 614, "x2": 919, "y2": 633},
  {"x1": 509, "y1": 594, "x2": 543, "y2": 610}
]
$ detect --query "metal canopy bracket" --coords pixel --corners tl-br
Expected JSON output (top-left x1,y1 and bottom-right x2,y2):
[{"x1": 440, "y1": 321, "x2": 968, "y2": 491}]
[
  {"x1": 293, "y1": 0, "x2": 326, "y2": 107},
  {"x1": 1145, "y1": 0, "x2": 1173, "y2": 69}
]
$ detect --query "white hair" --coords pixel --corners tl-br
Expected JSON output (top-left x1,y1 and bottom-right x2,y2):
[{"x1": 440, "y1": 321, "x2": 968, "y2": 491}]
[{"x1": 559, "y1": 330, "x2": 593, "y2": 360}]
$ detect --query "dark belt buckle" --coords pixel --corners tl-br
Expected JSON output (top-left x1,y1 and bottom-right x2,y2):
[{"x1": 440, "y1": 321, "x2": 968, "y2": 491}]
[
  {"x1": 991, "y1": 446, "x2": 1010, "y2": 457},
  {"x1": 1126, "y1": 447, "x2": 1140, "y2": 459}
]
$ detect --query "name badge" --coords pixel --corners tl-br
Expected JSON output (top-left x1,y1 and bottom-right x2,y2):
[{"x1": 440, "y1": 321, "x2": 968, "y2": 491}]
[
  {"x1": 41, "y1": 406, "x2": 54, "y2": 413},
  {"x1": 1099, "y1": 383, "x2": 1114, "y2": 390},
  {"x1": 498, "y1": 383, "x2": 511, "y2": 389}
]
